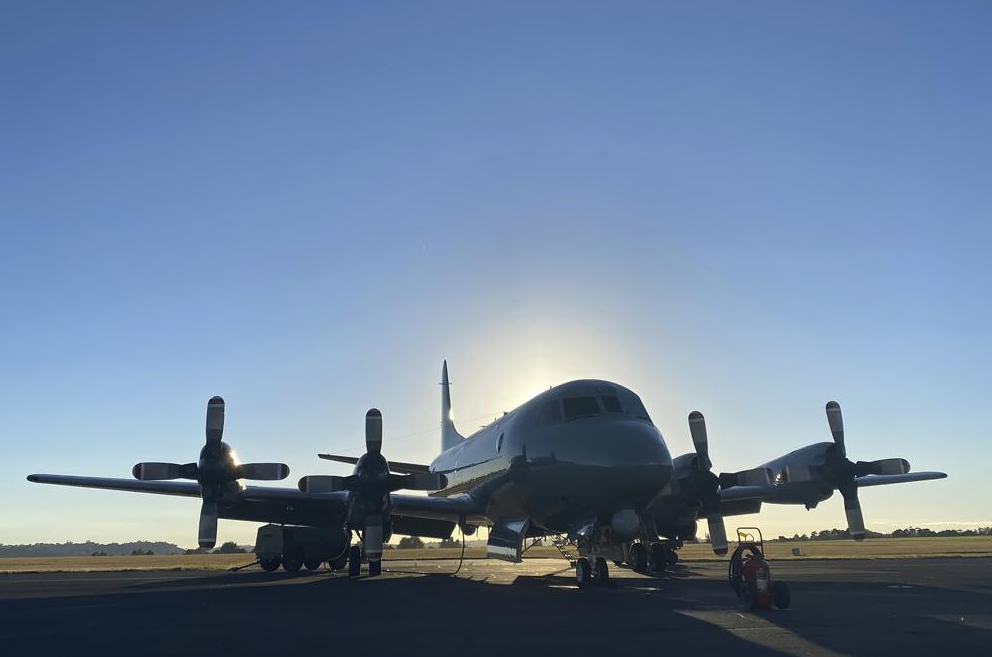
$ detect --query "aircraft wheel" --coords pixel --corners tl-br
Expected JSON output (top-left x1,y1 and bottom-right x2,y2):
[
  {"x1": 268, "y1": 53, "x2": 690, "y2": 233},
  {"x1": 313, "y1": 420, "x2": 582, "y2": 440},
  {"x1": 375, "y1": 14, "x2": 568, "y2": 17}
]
[
  {"x1": 594, "y1": 557, "x2": 609, "y2": 584},
  {"x1": 304, "y1": 557, "x2": 323, "y2": 571},
  {"x1": 773, "y1": 581, "x2": 791, "y2": 609},
  {"x1": 629, "y1": 543, "x2": 648, "y2": 573},
  {"x1": 667, "y1": 549, "x2": 680, "y2": 565},
  {"x1": 368, "y1": 559, "x2": 382, "y2": 577},
  {"x1": 259, "y1": 557, "x2": 281, "y2": 572},
  {"x1": 282, "y1": 548, "x2": 304, "y2": 573},
  {"x1": 348, "y1": 545, "x2": 362, "y2": 578},
  {"x1": 575, "y1": 557, "x2": 592, "y2": 588},
  {"x1": 649, "y1": 543, "x2": 667, "y2": 573}
]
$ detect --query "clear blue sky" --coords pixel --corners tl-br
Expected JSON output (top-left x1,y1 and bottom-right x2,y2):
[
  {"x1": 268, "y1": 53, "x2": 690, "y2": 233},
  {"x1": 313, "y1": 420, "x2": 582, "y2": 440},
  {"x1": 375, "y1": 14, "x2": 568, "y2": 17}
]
[{"x1": 2, "y1": 2, "x2": 989, "y2": 547}]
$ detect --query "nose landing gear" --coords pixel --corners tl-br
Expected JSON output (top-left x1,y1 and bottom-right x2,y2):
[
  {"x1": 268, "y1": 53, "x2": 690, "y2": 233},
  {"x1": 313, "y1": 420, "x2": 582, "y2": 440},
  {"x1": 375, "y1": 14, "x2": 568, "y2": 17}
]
[{"x1": 574, "y1": 556, "x2": 612, "y2": 588}]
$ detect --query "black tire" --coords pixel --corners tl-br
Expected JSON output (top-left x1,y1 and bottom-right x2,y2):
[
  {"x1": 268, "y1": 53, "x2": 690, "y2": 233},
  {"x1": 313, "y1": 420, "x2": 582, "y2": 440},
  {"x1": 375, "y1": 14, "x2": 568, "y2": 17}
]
[
  {"x1": 282, "y1": 548, "x2": 304, "y2": 573},
  {"x1": 259, "y1": 557, "x2": 281, "y2": 573},
  {"x1": 649, "y1": 543, "x2": 667, "y2": 573},
  {"x1": 629, "y1": 543, "x2": 648, "y2": 573},
  {"x1": 348, "y1": 545, "x2": 362, "y2": 578},
  {"x1": 368, "y1": 559, "x2": 382, "y2": 577},
  {"x1": 667, "y1": 550, "x2": 680, "y2": 565},
  {"x1": 575, "y1": 557, "x2": 592, "y2": 588},
  {"x1": 304, "y1": 557, "x2": 323, "y2": 571},
  {"x1": 328, "y1": 550, "x2": 349, "y2": 570},
  {"x1": 773, "y1": 581, "x2": 791, "y2": 609},
  {"x1": 594, "y1": 557, "x2": 609, "y2": 584}
]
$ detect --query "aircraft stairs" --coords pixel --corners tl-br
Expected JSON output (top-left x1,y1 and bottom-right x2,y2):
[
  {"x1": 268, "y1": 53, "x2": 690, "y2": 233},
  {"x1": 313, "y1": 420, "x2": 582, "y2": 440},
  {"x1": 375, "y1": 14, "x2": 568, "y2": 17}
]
[
  {"x1": 548, "y1": 533, "x2": 577, "y2": 566},
  {"x1": 522, "y1": 533, "x2": 577, "y2": 565}
]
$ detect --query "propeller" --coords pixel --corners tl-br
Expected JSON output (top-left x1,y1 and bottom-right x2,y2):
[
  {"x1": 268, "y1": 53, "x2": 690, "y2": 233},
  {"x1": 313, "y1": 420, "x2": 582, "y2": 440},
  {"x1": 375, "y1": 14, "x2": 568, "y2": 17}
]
[
  {"x1": 687, "y1": 411, "x2": 728, "y2": 555},
  {"x1": 684, "y1": 411, "x2": 772, "y2": 555},
  {"x1": 299, "y1": 408, "x2": 446, "y2": 564},
  {"x1": 821, "y1": 401, "x2": 910, "y2": 541},
  {"x1": 132, "y1": 396, "x2": 290, "y2": 549}
]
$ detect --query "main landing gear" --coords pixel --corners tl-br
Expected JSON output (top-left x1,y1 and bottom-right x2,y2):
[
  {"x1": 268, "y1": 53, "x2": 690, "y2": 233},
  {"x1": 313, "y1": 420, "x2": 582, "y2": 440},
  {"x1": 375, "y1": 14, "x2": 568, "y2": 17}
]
[
  {"x1": 575, "y1": 556, "x2": 611, "y2": 588},
  {"x1": 624, "y1": 541, "x2": 680, "y2": 573}
]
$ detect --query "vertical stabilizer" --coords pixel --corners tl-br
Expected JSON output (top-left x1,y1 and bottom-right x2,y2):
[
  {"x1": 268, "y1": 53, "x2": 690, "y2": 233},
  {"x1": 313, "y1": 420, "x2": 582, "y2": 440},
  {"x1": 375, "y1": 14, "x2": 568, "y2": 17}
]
[{"x1": 441, "y1": 360, "x2": 464, "y2": 451}]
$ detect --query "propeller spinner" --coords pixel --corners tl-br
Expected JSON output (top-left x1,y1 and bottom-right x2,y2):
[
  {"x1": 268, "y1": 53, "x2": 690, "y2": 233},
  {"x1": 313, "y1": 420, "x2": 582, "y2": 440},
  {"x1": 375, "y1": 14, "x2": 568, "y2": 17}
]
[{"x1": 132, "y1": 396, "x2": 290, "y2": 549}]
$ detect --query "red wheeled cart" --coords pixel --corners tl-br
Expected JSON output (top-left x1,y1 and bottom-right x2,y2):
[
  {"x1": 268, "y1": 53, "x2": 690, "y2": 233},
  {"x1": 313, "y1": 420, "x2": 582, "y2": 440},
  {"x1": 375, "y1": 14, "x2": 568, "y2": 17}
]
[{"x1": 728, "y1": 527, "x2": 791, "y2": 610}]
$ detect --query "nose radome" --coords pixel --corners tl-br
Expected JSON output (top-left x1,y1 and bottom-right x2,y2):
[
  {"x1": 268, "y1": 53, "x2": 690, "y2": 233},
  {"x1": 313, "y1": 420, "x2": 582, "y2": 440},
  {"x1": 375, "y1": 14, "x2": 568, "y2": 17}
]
[{"x1": 613, "y1": 421, "x2": 671, "y2": 466}]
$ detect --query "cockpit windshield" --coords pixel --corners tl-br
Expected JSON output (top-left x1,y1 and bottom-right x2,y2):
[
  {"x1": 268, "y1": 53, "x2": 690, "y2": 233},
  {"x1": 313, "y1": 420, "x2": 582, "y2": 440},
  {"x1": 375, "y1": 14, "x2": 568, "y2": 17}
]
[{"x1": 563, "y1": 396, "x2": 601, "y2": 420}]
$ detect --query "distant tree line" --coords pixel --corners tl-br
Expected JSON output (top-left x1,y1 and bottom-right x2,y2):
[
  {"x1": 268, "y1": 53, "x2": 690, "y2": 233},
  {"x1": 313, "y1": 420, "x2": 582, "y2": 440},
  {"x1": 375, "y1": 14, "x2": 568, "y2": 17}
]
[
  {"x1": 0, "y1": 541, "x2": 182, "y2": 558},
  {"x1": 775, "y1": 527, "x2": 992, "y2": 542}
]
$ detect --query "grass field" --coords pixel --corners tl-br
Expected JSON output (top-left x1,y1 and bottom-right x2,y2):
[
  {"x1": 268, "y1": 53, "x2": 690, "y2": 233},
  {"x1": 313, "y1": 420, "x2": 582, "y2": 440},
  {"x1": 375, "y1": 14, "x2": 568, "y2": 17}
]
[{"x1": 1, "y1": 537, "x2": 990, "y2": 573}]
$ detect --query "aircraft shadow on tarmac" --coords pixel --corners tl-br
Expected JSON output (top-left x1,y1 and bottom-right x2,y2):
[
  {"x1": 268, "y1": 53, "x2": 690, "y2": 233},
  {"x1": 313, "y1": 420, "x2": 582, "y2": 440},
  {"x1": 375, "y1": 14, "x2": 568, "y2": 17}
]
[{"x1": 4, "y1": 566, "x2": 988, "y2": 657}]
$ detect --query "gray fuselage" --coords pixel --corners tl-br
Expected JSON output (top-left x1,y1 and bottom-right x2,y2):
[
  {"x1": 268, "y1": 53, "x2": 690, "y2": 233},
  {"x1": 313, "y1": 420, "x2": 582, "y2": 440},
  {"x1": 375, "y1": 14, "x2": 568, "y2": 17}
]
[{"x1": 429, "y1": 380, "x2": 673, "y2": 534}]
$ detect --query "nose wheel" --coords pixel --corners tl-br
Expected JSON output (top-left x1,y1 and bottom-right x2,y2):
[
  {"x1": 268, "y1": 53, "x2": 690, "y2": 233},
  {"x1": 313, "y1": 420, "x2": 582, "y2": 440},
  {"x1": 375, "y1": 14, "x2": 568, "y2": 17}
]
[{"x1": 575, "y1": 556, "x2": 611, "y2": 588}]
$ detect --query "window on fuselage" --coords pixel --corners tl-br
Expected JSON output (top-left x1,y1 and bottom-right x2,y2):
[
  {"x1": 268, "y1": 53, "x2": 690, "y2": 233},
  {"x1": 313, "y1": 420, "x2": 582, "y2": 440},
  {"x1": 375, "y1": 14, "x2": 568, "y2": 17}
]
[
  {"x1": 534, "y1": 400, "x2": 562, "y2": 426},
  {"x1": 601, "y1": 395, "x2": 623, "y2": 413},
  {"x1": 563, "y1": 396, "x2": 602, "y2": 420}
]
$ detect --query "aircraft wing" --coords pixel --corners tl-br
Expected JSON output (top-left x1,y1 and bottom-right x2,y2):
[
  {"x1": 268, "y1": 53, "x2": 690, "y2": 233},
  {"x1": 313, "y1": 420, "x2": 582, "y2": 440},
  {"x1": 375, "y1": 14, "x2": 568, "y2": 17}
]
[
  {"x1": 27, "y1": 473, "x2": 482, "y2": 533},
  {"x1": 28, "y1": 474, "x2": 202, "y2": 497},
  {"x1": 389, "y1": 492, "x2": 483, "y2": 523}
]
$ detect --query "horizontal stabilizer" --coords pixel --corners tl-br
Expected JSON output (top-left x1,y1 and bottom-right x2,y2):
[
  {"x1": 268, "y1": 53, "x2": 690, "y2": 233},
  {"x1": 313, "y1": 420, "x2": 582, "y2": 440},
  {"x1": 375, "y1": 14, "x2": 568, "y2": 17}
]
[
  {"x1": 854, "y1": 471, "x2": 947, "y2": 488},
  {"x1": 318, "y1": 454, "x2": 432, "y2": 474}
]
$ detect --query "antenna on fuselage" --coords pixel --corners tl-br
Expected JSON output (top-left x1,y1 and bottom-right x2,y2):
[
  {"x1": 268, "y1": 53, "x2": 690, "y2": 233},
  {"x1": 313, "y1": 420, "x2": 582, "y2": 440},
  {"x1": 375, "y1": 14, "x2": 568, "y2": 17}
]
[{"x1": 440, "y1": 360, "x2": 465, "y2": 452}]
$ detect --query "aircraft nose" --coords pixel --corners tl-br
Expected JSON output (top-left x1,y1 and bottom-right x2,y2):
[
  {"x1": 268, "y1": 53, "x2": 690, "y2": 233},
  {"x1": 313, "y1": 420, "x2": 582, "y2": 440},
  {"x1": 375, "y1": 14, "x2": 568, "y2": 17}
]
[{"x1": 609, "y1": 420, "x2": 672, "y2": 468}]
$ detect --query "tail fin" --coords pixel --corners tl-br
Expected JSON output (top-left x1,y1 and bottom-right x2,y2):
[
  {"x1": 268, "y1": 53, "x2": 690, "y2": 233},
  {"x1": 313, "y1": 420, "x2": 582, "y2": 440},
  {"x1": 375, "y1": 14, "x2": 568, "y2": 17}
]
[{"x1": 441, "y1": 360, "x2": 464, "y2": 451}]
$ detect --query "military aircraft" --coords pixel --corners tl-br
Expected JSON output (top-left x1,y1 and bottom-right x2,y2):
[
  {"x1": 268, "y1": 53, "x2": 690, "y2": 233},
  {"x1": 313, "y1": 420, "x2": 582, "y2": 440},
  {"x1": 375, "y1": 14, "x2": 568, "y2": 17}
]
[{"x1": 28, "y1": 361, "x2": 947, "y2": 586}]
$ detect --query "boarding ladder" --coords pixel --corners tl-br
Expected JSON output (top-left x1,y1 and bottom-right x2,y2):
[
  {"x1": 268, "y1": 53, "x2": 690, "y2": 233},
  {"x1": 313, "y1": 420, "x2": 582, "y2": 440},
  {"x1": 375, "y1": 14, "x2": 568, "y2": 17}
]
[{"x1": 548, "y1": 533, "x2": 577, "y2": 566}]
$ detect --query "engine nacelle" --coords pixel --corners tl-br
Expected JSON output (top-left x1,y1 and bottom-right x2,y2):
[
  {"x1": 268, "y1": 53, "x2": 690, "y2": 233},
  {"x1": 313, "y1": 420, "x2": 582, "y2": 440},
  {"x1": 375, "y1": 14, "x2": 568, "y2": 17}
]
[{"x1": 755, "y1": 442, "x2": 836, "y2": 507}]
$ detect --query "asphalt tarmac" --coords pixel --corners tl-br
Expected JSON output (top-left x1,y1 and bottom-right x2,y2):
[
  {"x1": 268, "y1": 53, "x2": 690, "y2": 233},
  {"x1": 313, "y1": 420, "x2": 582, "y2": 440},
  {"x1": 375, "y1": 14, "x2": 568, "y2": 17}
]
[{"x1": 1, "y1": 557, "x2": 989, "y2": 656}]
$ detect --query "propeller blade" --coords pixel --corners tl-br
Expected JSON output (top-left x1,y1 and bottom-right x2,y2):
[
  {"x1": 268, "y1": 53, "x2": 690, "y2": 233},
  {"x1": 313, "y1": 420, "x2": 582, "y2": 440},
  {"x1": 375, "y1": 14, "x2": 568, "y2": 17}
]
[
  {"x1": 707, "y1": 513, "x2": 728, "y2": 555},
  {"x1": 299, "y1": 475, "x2": 354, "y2": 493},
  {"x1": 854, "y1": 471, "x2": 946, "y2": 487},
  {"x1": 238, "y1": 463, "x2": 290, "y2": 481},
  {"x1": 826, "y1": 401, "x2": 845, "y2": 457},
  {"x1": 839, "y1": 485, "x2": 866, "y2": 541},
  {"x1": 365, "y1": 408, "x2": 382, "y2": 455},
  {"x1": 856, "y1": 458, "x2": 910, "y2": 476},
  {"x1": 198, "y1": 500, "x2": 218, "y2": 549},
  {"x1": 688, "y1": 411, "x2": 710, "y2": 471},
  {"x1": 364, "y1": 514, "x2": 384, "y2": 562},
  {"x1": 389, "y1": 472, "x2": 447, "y2": 492},
  {"x1": 206, "y1": 396, "x2": 225, "y2": 444},
  {"x1": 132, "y1": 462, "x2": 191, "y2": 480}
]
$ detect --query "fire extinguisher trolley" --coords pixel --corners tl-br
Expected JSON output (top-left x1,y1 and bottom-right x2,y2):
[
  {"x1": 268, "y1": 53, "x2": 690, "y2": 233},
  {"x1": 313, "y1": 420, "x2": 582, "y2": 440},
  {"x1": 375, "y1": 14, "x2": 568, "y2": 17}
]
[{"x1": 728, "y1": 527, "x2": 791, "y2": 610}]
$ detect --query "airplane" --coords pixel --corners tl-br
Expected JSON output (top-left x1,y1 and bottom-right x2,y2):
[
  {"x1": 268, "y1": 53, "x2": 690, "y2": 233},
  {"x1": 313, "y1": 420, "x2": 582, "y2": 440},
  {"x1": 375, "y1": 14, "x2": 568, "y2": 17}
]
[{"x1": 27, "y1": 361, "x2": 947, "y2": 586}]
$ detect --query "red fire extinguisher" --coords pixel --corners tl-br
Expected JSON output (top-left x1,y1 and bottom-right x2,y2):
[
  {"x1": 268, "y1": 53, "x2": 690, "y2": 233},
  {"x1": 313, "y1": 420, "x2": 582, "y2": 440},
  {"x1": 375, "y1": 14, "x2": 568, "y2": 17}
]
[{"x1": 729, "y1": 527, "x2": 791, "y2": 610}]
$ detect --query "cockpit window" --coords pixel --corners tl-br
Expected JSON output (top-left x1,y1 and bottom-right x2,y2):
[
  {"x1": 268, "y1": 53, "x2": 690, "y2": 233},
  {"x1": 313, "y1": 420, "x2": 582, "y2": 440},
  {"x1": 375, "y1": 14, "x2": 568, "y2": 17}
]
[
  {"x1": 534, "y1": 400, "x2": 562, "y2": 426},
  {"x1": 563, "y1": 396, "x2": 602, "y2": 420},
  {"x1": 622, "y1": 395, "x2": 653, "y2": 424},
  {"x1": 601, "y1": 395, "x2": 623, "y2": 413}
]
